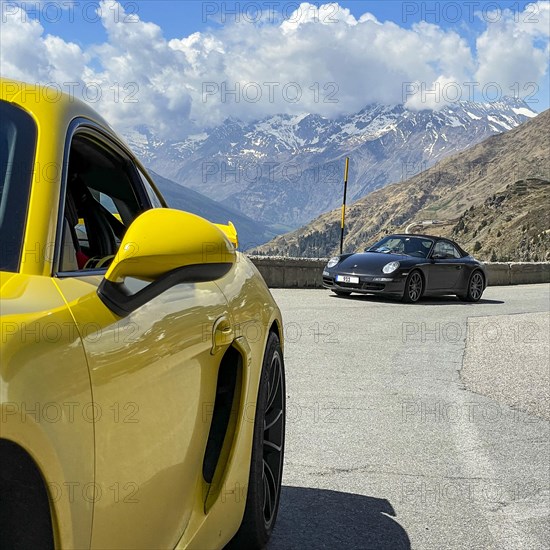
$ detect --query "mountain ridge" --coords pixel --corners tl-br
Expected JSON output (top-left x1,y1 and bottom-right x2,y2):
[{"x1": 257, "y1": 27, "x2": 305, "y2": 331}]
[
  {"x1": 125, "y1": 97, "x2": 537, "y2": 229},
  {"x1": 252, "y1": 109, "x2": 549, "y2": 261}
]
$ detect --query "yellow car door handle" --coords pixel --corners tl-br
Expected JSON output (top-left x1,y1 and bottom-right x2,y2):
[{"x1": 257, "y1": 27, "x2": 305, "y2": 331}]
[{"x1": 211, "y1": 316, "x2": 234, "y2": 354}]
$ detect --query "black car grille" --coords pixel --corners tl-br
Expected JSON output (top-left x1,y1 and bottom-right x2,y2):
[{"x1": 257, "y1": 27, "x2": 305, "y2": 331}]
[
  {"x1": 337, "y1": 282, "x2": 359, "y2": 288},
  {"x1": 327, "y1": 277, "x2": 386, "y2": 292},
  {"x1": 362, "y1": 282, "x2": 385, "y2": 291}
]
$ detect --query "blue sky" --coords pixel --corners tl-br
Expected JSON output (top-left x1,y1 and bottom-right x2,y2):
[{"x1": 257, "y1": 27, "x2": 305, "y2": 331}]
[
  {"x1": 2, "y1": 1, "x2": 548, "y2": 137},
  {"x1": 35, "y1": 1, "x2": 538, "y2": 45}
]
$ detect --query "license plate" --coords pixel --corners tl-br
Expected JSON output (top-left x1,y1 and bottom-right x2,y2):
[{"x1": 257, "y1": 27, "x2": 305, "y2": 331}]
[{"x1": 336, "y1": 275, "x2": 359, "y2": 284}]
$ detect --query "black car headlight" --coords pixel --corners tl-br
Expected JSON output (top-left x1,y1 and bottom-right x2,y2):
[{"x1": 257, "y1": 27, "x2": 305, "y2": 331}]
[
  {"x1": 382, "y1": 261, "x2": 400, "y2": 274},
  {"x1": 326, "y1": 257, "x2": 340, "y2": 269}
]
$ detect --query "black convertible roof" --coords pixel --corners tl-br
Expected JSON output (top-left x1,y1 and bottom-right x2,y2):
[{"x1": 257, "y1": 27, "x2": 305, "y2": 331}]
[
  {"x1": 383, "y1": 234, "x2": 469, "y2": 256},
  {"x1": 387, "y1": 233, "x2": 438, "y2": 239}
]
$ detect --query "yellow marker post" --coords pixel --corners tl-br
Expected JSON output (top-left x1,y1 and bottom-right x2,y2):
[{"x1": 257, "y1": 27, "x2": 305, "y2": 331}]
[{"x1": 340, "y1": 157, "x2": 349, "y2": 254}]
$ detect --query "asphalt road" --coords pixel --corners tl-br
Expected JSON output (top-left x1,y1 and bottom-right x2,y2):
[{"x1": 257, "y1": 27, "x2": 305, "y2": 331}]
[{"x1": 268, "y1": 284, "x2": 550, "y2": 550}]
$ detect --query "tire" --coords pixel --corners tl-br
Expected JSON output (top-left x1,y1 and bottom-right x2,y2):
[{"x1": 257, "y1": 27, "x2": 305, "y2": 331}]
[
  {"x1": 227, "y1": 332, "x2": 286, "y2": 550},
  {"x1": 459, "y1": 270, "x2": 485, "y2": 302},
  {"x1": 402, "y1": 270, "x2": 424, "y2": 303},
  {"x1": 333, "y1": 290, "x2": 352, "y2": 297},
  {"x1": 0, "y1": 441, "x2": 54, "y2": 550}
]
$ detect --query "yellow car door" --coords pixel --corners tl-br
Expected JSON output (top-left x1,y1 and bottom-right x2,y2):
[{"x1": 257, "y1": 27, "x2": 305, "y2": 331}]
[
  {"x1": 55, "y1": 277, "x2": 230, "y2": 549},
  {"x1": 53, "y1": 126, "x2": 234, "y2": 549},
  {"x1": 0, "y1": 273, "x2": 96, "y2": 550}
]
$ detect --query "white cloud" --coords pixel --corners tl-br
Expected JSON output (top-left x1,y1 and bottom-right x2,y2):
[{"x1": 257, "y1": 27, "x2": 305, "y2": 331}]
[
  {"x1": 0, "y1": 5, "x2": 51, "y2": 82},
  {"x1": 280, "y1": 2, "x2": 358, "y2": 33},
  {"x1": 404, "y1": 75, "x2": 463, "y2": 111},
  {"x1": 0, "y1": 1, "x2": 548, "y2": 140},
  {"x1": 475, "y1": 2, "x2": 550, "y2": 98}
]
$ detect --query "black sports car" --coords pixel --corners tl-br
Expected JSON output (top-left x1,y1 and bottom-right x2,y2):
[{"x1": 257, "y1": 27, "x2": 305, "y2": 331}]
[{"x1": 322, "y1": 234, "x2": 487, "y2": 303}]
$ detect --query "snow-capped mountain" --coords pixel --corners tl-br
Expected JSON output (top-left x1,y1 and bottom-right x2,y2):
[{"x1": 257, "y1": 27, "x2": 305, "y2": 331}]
[
  {"x1": 253, "y1": 109, "x2": 550, "y2": 261},
  {"x1": 124, "y1": 98, "x2": 537, "y2": 228}
]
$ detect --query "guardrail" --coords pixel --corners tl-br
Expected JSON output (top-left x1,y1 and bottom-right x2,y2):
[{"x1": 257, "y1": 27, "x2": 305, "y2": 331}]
[{"x1": 248, "y1": 256, "x2": 550, "y2": 289}]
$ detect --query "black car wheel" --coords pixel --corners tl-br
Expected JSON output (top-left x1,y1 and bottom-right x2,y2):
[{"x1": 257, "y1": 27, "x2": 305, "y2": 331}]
[
  {"x1": 227, "y1": 332, "x2": 285, "y2": 550},
  {"x1": 333, "y1": 290, "x2": 352, "y2": 297},
  {"x1": 460, "y1": 271, "x2": 485, "y2": 302},
  {"x1": 402, "y1": 270, "x2": 423, "y2": 303}
]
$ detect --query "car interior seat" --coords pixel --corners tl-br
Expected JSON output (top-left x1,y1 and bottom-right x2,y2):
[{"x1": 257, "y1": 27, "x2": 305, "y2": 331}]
[{"x1": 59, "y1": 188, "x2": 80, "y2": 271}]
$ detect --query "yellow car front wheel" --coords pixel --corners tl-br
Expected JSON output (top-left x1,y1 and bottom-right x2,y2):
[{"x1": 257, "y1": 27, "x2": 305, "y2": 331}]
[{"x1": 228, "y1": 332, "x2": 286, "y2": 549}]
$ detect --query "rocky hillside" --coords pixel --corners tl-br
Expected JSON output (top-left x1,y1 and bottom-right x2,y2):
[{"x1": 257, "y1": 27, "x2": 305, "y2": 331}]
[
  {"x1": 450, "y1": 178, "x2": 549, "y2": 261},
  {"x1": 253, "y1": 110, "x2": 549, "y2": 261}
]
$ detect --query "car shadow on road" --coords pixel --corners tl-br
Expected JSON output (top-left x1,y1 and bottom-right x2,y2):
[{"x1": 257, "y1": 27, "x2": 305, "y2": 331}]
[
  {"x1": 331, "y1": 294, "x2": 504, "y2": 306},
  {"x1": 268, "y1": 486, "x2": 411, "y2": 550},
  {"x1": 420, "y1": 297, "x2": 505, "y2": 306}
]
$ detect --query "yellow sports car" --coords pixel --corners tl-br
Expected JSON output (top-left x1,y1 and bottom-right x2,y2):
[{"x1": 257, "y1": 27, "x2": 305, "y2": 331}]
[{"x1": 0, "y1": 79, "x2": 285, "y2": 550}]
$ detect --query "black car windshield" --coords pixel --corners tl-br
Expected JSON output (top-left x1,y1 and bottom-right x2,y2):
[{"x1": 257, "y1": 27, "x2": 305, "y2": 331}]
[
  {"x1": 0, "y1": 100, "x2": 37, "y2": 273},
  {"x1": 367, "y1": 236, "x2": 434, "y2": 258}
]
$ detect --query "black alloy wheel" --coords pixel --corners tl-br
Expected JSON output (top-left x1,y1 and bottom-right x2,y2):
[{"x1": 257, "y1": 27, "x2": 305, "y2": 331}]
[
  {"x1": 227, "y1": 332, "x2": 285, "y2": 549},
  {"x1": 403, "y1": 270, "x2": 423, "y2": 303},
  {"x1": 460, "y1": 271, "x2": 485, "y2": 302}
]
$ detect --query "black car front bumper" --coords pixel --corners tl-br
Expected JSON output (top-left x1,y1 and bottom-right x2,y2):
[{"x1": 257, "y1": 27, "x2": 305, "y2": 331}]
[{"x1": 322, "y1": 270, "x2": 407, "y2": 296}]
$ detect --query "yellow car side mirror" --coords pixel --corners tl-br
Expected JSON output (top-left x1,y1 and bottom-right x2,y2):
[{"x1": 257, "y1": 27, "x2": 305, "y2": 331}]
[
  {"x1": 98, "y1": 208, "x2": 236, "y2": 316},
  {"x1": 214, "y1": 221, "x2": 238, "y2": 248}
]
